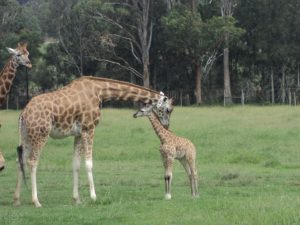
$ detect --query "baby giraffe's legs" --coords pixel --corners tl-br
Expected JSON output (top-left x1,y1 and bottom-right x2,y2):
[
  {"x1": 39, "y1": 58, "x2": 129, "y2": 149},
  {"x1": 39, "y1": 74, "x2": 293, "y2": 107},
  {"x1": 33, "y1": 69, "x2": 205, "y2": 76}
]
[
  {"x1": 188, "y1": 159, "x2": 199, "y2": 198},
  {"x1": 180, "y1": 158, "x2": 199, "y2": 198},
  {"x1": 163, "y1": 156, "x2": 174, "y2": 200}
]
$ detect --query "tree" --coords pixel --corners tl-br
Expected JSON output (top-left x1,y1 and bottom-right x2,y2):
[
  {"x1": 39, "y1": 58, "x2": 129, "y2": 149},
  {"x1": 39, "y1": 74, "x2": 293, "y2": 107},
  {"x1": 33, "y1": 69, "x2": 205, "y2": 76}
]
[
  {"x1": 94, "y1": 0, "x2": 155, "y2": 87},
  {"x1": 162, "y1": 5, "x2": 243, "y2": 104},
  {"x1": 220, "y1": 0, "x2": 237, "y2": 104},
  {"x1": 234, "y1": 0, "x2": 300, "y2": 104}
]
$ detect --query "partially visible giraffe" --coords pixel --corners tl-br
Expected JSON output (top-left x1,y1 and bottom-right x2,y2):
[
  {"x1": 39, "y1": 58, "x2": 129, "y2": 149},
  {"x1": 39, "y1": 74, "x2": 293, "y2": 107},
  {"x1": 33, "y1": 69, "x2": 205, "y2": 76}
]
[
  {"x1": 14, "y1": 76, "x2": 173, "y2": 207},
  {"x1": 0, "y1": 42, "x2": 32, "y2": 107},
  {"x1": 0, "y1": 152, "x2": 5, "y2": 172},
  {"x1": 0, "y1": 42, "x2": 32, "y2": 172},
  {"x1": 133, "y1": 103, "x2": 198, "y2": 200}
]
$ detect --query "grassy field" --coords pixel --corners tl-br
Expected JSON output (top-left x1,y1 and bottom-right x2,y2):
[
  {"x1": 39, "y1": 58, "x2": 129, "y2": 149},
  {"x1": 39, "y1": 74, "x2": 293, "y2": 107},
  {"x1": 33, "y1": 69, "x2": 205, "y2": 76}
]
[{"x1": 0, "y1": 106, "x2": 300, "y2": 225}]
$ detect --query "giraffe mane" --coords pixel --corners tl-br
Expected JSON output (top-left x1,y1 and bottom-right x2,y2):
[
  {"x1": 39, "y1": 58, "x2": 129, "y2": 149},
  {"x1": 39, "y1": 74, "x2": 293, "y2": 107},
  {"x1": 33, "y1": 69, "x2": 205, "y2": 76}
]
[
  {"x1": 0, "y1": 58, "x2": 12, "y2": 75},
  {"x1": 79, "y1": 76, "x2": 163, "y2": 96}
]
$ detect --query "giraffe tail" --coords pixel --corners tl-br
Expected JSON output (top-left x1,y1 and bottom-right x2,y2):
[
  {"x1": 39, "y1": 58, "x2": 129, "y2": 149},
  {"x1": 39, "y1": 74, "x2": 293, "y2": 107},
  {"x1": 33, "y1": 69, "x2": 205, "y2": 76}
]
[
  {"x1": 17, "y1": 114, "x2": 26, "y2": 186},
  {"x1": 17, "y1": 145, "x2": 26, "y2": 186}
]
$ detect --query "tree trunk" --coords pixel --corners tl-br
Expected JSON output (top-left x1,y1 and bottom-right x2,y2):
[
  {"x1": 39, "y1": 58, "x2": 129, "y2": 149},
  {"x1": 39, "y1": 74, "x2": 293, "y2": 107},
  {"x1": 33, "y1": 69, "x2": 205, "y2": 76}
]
[
  {"x1": 194, "y1": 63, "x2": 202, "y2": 105},
  {"x1": 297, "y1": 64, "x2": 300, "y2": 88},
  {"x1": 135, "y1": 0, "x2": 152, "y2": 88},
  {"x1": 26, "y1": 67, "x2": 29, "y2": 103},
  {"x1": 281, "y1": 64, "x2": 286, "y2": 104},
  {"x1": 270, "y1": 66, "x2": 275, "y2": 104},
  {"x1": 223, "y1": 46, "x2": 232, "y2": 105},
  {"x1": 143, "y1": 58, "x2": 150, "y2": 88},
  {"x1": 221, "y1": 0, "x2": 234, "y2": 105},
  {"x1": 165, "y1": 0, "x2": 176, "y2": 10},
  {"x1": 190, "y1": 0, "x2": 197, "y2": 12}
]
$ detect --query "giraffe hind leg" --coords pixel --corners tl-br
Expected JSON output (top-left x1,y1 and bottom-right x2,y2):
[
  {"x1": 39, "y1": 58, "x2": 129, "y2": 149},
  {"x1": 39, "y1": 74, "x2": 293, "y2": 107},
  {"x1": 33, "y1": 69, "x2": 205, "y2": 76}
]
[
  {"x1": 187, "y1": 158, "x2": 199, "y2": 198},
  {"x1": 29, "y1": 163, "x2": 42, "y2": 207},
  {"x1": 73, "y1": 136, "x2": 82, "y2": 204},
  {"x1": 180, "y1": 158, "x2": 199, "y2": 198},
  {"x1": 82, "y1": 130, "x2": 97, "y2": 202},
  {"x1": 191, "y1": 168, "x2": 199, "y2": 198},
  {"x1": 14, "y1": 144, "x2": 28, "y2": 206},
  {"x1": 14, "y1": 147, "x2": 23, "y2": 206},
  {"x1": 27, "y1": 135, "x2": 48, "y2": 207}
]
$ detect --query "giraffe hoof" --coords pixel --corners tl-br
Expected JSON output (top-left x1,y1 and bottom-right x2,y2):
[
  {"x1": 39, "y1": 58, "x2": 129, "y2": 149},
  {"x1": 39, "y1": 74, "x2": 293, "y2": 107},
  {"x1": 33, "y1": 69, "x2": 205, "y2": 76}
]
[
  {"x1": 165, "y1": 194, "x2": 172, "y2": 200},
  {"x1": 91, "y1": 195, "x2": 97, "y2": 202},
  {"x1": 73, "y1": 197, "x2": 81, "y2": 205},
  {"x1": 13, "y1": 200, "x2": 21, "y2": 207},
  {"x1": 34, "y1": 201, "x2": 42, "y2": 208},
  {"x1": 192, "y1": 194, "x2": 200, "y2": 199}
]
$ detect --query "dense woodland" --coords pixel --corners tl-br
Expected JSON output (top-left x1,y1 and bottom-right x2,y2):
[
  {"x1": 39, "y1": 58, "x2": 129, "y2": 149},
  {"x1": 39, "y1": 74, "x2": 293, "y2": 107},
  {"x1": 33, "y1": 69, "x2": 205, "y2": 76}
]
[{"x1": 1, "y1": 0, "x2": 300, "y2": 107}]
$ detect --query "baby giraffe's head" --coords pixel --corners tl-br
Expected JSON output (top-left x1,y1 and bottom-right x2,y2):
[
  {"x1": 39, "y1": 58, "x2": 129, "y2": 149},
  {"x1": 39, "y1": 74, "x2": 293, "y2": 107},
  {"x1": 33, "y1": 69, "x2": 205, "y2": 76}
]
[{"x1": 133, "y1": 101, "x2": 174, "y2": 129}]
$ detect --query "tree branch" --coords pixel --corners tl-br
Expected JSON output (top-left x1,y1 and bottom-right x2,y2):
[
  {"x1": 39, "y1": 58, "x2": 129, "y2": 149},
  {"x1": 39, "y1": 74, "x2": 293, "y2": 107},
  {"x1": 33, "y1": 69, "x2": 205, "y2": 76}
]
[
  {"x1": 58, "y1": 30, "x2": 82, "y2": 75},
  {"x1": 147, "y1": 21, "x2": 153, "y2": 52},
  {"x1": 94, "y1": 11, "x2": 138, "y2": 43},
  {"x1": 89, "y1": 57, "x2": 144, "y2": 79},
  {"x1": 130, "y1": 42, "x2": 142, "y2": 64}
]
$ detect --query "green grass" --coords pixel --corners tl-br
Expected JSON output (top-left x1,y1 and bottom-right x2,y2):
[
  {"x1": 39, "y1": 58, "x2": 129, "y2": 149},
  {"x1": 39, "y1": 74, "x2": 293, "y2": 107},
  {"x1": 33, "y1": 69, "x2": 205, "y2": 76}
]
[{"x1": 1, "y1": 106, "x2": 300, "y2": 225}]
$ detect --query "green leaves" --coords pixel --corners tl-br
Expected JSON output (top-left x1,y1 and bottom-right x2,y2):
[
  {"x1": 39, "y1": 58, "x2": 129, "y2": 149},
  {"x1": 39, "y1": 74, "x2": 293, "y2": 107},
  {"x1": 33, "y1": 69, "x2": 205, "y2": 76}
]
[{"x1": 162, "y1": 6, "x2": 244, "y2": 59}]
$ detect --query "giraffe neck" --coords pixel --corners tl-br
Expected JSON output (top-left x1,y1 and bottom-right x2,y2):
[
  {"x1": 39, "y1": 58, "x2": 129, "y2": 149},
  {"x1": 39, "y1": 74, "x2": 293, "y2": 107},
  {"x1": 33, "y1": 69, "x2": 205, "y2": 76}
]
[
  {"x1": 81, "y1": 76, "x2": 162, "y2": 104},
  {"x1": 148, "y1": 112, "x2": 171, "y2": 144},
  {"x1": 0, "y1": 57, "x2": 19, "y2": 106}
]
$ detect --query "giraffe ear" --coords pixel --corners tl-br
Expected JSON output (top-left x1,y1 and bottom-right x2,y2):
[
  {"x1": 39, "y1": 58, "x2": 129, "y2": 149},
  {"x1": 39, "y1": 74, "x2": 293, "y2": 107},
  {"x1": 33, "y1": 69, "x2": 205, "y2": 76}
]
[
  {"x1": 7, "y1": 47, "x2": 18, "y2": 55},
  {"x1": 18, "y1": 42, "x2": 27, "y2": 48}
]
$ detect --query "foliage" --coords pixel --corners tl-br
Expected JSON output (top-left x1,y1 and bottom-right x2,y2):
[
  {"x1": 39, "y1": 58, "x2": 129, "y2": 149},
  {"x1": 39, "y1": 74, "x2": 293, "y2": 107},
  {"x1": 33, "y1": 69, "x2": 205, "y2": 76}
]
[{"x1": 1, "y1": 0, "x2": 300, "y2": 105}]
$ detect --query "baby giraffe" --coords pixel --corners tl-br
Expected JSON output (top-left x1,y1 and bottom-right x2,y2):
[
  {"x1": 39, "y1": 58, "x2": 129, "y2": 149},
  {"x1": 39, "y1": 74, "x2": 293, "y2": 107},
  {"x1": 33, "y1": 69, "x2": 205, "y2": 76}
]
[{"x1": 133, "y1": 104, "x2": 198, "y2": 200}]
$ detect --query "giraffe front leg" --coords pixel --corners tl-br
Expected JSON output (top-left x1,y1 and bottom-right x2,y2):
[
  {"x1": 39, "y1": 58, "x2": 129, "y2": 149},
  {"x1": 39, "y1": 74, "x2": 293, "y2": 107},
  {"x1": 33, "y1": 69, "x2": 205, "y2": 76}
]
[
  {"x1": 163, "y1": 157, "x2": 173, "y2": 200},
  {"x1": 73, "y1": 137, "x2": 82, "y2": 204}
]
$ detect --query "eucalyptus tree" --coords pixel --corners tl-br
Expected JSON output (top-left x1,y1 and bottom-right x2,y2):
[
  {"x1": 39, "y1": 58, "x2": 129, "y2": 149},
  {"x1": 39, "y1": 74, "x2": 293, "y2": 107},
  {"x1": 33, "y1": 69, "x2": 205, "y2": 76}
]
[
  {"x1": 94, "y1": 0, "x2": 156, "y2": 87},
  {"x1": 220, "y1": 0, "x2": 237, "y2": 104},
  {"x1": 235, "y1": 0, "x2": 300, "y2": 104},
  {"x1": 162, "y1": 4, "x2": 243, "y2": 104}
]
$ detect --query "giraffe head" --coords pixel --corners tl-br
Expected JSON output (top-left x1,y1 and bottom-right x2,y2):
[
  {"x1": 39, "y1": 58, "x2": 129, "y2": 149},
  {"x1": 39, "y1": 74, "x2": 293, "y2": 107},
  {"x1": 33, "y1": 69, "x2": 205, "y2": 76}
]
[
  {"x1": 156, "y1": 92, "x2": 173, "y2": 113},
  {"x1": 133, "y1": 98, "x2": 174, "y2": 129},
  {"x1": 7, "y1": 43, "x2": 32, "y2": 68}
]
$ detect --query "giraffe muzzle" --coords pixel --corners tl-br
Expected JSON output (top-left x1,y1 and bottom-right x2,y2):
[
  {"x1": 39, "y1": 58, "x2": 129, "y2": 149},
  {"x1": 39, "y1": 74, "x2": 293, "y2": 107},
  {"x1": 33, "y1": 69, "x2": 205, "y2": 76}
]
[{"x1": 26, "y1": 62, "x2": 32, "y2": 69}]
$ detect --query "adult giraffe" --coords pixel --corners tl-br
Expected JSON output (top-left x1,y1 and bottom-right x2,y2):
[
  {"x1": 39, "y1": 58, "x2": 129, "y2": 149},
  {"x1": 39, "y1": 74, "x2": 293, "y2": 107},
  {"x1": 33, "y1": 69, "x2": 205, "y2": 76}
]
[
  {"x1": 0, "y1": 43, "x2": 32, "y2": 172},
  {"x1": 14, "y1": 76, "x2": 173, "y2": 207}
]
